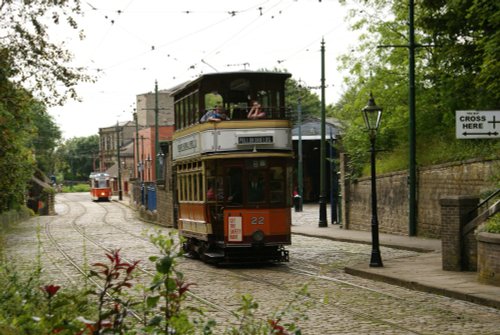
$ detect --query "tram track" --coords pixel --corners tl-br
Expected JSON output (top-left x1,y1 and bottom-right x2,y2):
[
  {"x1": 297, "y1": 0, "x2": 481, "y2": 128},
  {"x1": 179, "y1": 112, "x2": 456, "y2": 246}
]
[
  {"x1": 178, "y1": 262, "x2": 424, "y2": 335},
  {"x1": 74, "y1": 205, "x2": 240, "y2": 320},
  {"x1": 43, "y1": 195, "x2": 241, "y2": 327},
  {"x1": 233, "y1": 269, "x2": 424, "y2": 335},
  {"x1": 42, "y1": 197, "x2": 144, "y2": 323},
  {"x1": 178, "y1": 247, "x2": 494, "y2": 335},
  {"x1": 103, "y1": 199, "x2": 488, "y2": 334},
  {"x1": 27, "y1": 194, "x2": 500, "y2": 334}
]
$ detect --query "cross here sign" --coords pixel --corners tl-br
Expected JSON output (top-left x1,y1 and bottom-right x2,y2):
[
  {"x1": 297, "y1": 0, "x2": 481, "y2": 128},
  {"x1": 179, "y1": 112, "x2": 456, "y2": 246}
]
[{"x1": 456, "y1": 110, "x2": 500, "y2": 139}]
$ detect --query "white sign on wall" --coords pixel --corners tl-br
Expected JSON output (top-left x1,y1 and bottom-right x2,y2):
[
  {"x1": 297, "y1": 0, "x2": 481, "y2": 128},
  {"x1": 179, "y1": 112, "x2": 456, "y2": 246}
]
[{"x1": 456, "y1": 110, "x2": 500, "y2": 139}]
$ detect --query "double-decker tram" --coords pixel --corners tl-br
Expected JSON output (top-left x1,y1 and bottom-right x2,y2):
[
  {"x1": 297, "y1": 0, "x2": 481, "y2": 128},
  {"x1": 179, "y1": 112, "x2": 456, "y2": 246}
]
[
  {"x1": 173, "y1": 71, "x2": 293, "y2": 263},
  {"x1": 89, "y1": 172, "x2": 112, "y2": 201}
]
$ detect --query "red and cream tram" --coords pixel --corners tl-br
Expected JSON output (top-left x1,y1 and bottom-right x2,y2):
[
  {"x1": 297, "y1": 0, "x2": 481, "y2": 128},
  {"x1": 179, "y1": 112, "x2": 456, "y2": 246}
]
[
  {"x1": 172, "y1": 71, "x2": 293, "y2": 263},
  {"x1": 89, "y1": 172, "x2": 112, "y2": 201}
]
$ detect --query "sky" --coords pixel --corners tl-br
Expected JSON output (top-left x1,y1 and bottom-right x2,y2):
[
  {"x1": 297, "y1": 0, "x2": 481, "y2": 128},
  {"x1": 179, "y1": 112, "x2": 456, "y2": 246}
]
[{"x1": 48, "y1": 0, "x2": 363, "y2": 139}]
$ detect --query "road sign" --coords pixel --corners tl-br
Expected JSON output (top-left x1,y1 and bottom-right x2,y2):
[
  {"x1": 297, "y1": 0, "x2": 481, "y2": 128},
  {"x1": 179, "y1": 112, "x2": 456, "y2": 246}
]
[{"x1": 456, "y1": 110, "x2": 500, "y2": 139}]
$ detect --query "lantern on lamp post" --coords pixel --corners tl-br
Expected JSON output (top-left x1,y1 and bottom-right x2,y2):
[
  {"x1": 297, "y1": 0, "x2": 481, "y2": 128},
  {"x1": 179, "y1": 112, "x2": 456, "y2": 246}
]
[{"x1": 362, "y1": 93, "x2": 383, "y2": 267}]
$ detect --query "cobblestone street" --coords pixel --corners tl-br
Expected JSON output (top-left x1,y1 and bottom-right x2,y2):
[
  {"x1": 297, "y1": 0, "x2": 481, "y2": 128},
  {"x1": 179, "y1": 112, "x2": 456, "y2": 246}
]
[{"x1": 3, "y1": 193, "x2": 500, "y2": 334}]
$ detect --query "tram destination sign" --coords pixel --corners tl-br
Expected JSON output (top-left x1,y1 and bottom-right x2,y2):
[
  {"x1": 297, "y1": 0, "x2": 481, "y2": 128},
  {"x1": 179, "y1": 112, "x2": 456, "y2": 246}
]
[
  {"x1": 456, "y1": 110, "x2": 500, "y2": 139},
  {"x1": 238, "y1": 135, "x2": 274, "y2": 145}
]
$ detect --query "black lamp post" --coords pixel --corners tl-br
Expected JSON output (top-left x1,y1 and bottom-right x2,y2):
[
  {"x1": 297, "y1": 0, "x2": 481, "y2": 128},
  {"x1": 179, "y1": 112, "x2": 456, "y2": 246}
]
[{"x1": 362, "y1": 93, "x2": 383, "y2": 267}]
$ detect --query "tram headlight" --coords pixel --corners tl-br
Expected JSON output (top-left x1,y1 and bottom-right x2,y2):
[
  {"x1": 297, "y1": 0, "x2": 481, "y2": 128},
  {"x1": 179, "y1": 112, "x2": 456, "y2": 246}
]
[{"x1": 252, "y1": 230, "x2": 264, "y2": 243}]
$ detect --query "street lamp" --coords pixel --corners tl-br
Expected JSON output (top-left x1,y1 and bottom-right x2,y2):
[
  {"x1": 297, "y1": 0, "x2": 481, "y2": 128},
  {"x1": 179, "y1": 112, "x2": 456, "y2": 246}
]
[
  {"x1": 362, "y1": 93, "x2": 383, "y2": 267},
  {"x1": 157, "y1": 150, "x2": 165, "y2": 181}
]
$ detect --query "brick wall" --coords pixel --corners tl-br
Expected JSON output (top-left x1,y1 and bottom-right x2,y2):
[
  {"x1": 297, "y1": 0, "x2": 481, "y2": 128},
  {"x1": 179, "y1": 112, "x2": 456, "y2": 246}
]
[
  {"x1": 439, "y1": 196, "x2": 478, "y2": 271},
  {"x1": 157, "y1": 183, "x2": 175, "y2": 227},
  {"x1": 477, "y1": 232, "x2": 500, "y2": 286},
  {"x1": 341, "y1": 158, "x2": 499, "y2": 238}
]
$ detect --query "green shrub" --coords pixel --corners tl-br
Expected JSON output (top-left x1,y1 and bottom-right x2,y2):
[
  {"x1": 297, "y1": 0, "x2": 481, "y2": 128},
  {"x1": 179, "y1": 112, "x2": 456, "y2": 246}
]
[
  {"x1": 61, "y1": 183, "x2": 90, "y2": 193},
  {"x1": 484, "y1": 213, "x2": 500, "y2": 234},
  {"x1": 1, "y1": 230, "x2": 307, "y2": 334},
  {"x1": 0, "y1": 263, "x2": 94, "y2": 334}
]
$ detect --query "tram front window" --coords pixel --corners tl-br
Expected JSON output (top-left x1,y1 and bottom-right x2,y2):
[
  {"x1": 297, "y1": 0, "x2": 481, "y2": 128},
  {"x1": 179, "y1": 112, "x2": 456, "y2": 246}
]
[
  {"x1": 227, "y1": 167, "x2": 242, "y2": 205},
  {"x1": 248, "y1": 171, "x2": 265, "y2": 203}
]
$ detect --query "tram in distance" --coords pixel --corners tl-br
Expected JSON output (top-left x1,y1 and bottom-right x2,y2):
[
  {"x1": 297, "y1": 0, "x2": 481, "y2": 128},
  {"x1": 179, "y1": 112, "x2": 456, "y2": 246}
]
[
  {"x1": 89, "y1": 172, "x2": 112, "y2": 201},
  {"x1": 172, "y1": 71, "x2": 294, "y2": 263}
]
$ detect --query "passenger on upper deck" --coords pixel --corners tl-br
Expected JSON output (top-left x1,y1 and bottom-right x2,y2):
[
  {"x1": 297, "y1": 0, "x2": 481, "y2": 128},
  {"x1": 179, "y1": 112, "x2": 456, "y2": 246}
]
[
  {"x1": 247, "y1": 100, "x2": 266, "y2": 119},
  {"x1": 200, "y1": 105, "x2": 230, "y2": 123}
]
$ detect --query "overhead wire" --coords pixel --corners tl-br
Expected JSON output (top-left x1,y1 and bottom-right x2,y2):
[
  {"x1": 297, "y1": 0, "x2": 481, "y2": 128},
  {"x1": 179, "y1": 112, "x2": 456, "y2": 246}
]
[
  {"x1": 80, "y1": 0, "x2": 292, "y2": 74},
  {"x1": 78, "y1": 0, "x2": 356, "y2": 93}
]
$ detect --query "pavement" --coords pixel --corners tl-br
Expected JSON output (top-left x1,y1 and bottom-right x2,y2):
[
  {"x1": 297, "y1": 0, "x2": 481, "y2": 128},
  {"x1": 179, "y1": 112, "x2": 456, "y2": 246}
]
[{"x1": 291, "y1": 203, "x2": 500, "y2": 310}]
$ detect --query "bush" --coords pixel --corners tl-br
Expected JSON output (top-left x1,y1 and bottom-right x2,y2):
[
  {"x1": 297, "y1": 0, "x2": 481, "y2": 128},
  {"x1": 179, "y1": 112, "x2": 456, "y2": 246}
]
[
  {"x1": 61, "y1": 183, "x2": 90, "y2": 193},
  {"x1": 0, "y1": 230, "x2": 307, "y2": 334},
  {"x1": 0, "y1": 264, "x2": 94, "y2": 334},
  {"x1": 484, "y1": 213, "x2": 500, "y2": 234}
]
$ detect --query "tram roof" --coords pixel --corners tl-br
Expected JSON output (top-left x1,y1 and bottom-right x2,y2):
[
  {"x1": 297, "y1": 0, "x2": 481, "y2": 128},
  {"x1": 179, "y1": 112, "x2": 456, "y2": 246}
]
[{"x1": 172, "y1": 71, "x2": 292, "y2": 95}]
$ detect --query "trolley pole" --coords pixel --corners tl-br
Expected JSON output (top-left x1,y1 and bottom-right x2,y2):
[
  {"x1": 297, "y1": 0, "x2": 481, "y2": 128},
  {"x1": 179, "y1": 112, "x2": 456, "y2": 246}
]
[{"x1": 318, "y1": 38, "x2": 328, "y2": 227}]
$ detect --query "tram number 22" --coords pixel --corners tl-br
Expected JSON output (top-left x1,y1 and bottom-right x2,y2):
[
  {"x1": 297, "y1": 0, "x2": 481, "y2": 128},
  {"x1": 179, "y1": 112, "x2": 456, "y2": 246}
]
[{"x1": 250, "y1": 217, "x2": 265, "y2": 225}]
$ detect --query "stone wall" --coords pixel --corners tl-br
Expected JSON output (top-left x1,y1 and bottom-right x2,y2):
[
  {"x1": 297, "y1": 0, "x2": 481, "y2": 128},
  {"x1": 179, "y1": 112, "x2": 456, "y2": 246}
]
[
  {"x1": 439, "y1": 196, "x2": 479, "y2": 271},
  {"x1": 131, "y1": 143, "x2": 175, "y2": 227},
  {"x1": 157, "y1": 183, "x2": 175, "y2": 227},
  {"x1": 342, "y1": 158, "x2": 499, "y2": 238},
  {"x1": 477, "y1": 232, "x2": 500, "y2": 286}
]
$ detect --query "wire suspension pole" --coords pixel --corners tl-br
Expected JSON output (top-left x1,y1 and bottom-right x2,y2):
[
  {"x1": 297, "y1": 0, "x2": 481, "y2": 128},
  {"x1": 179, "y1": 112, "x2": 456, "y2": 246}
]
[{"x1": 319, "y1": 38, "x2": 328, "y2": 227}]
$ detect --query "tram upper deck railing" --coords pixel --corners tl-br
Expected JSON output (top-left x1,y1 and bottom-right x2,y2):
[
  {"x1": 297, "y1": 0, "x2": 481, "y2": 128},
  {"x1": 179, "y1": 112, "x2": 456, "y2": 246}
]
[
  {"x1": 173, "y1": 71, "x2": 292, "y2": 131},
  {"x1": 203, "y1": 106, "x2": 290, "y2": 122}
]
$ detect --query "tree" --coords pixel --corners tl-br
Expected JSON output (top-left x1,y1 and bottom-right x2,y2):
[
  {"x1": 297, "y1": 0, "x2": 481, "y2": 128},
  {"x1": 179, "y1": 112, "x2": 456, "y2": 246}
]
[
  {"x1": 0, "y1": 1, "x2": 92, "y2": 211},
  {"x1": 0, "y1": 51, "x2": 35, "y2": 212},
  {"x1": 334, "y1": 0, "x2": 500, "y2": 177},
  {"x1": 285, "y1": 76, "x2": 321, "y2": 124},
  {"x1": 30, "y1": 103, "x2": 63, "y2": 176},
  {"x1": 0, "y1": 0, "x2": 92, "y2": 106},
  {"x1": 56, "y1": 136, "x2": 99, "y2": 181}
]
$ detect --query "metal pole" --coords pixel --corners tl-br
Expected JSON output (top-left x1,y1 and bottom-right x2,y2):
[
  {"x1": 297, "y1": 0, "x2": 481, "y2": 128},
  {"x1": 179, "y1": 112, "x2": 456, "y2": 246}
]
[
  {"x1": 369, "y1": 133, "x2": 383, "y2": 267},
  {"x1": 134, "y1": 112, "x2": 140, "y2": 179},
  {"x1": 141, "y1": 135, "x2": 144, "y2": 182},
  {"x1": 297, "y1": 94, "x2": 303, "y2": 212},
  {"x1": 408, "y1": 0, "x2": 417, "y2": 236},
  {"x1": 329, "y1": 127, "x2": 338, "y2": 224},
  {"x1": 154, "y1": 80, "x2": 160, "y2": 181},
  {"x1": 319, "y1": 38, "x2": 328, "y2": 227},
  {"x1": 116, "y1": 122, "x2": 123, "y2": 201}
]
